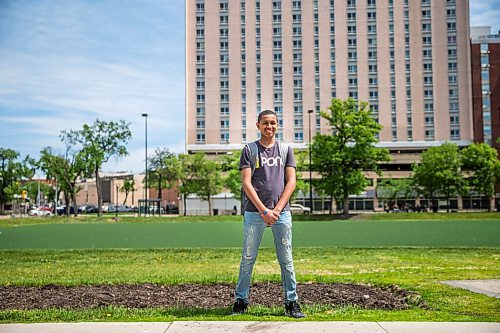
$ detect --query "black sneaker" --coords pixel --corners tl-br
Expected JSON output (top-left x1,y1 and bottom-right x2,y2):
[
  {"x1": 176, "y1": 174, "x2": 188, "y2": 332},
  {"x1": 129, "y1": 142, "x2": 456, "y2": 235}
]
[
  {"x1": 232, "y1": 299, "x2": 248, "y2": 314},
  {"x1": 285, "y1": 300, "x2": 306, "y2": 318}
]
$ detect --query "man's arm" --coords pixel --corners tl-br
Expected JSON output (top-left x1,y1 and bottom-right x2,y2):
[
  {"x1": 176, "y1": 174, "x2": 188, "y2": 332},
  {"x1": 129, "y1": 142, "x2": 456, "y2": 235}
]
[
  {"x1": 273, "y1": 166, "x2": 296, "y2": 215},
  {"x1": 242, "y1": 167, "x2": 279, "y2": 224}
]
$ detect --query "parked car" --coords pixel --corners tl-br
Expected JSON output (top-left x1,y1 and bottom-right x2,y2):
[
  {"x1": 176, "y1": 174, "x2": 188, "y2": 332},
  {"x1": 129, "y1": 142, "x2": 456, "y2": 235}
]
[
  {"x1": 289, "y1": 203, "x2": 311, "y2": 214},
  {"x1": 56, "y1": 206, "x2": 83, "y2": 215},
  {"x1": 106, "y1": 205, "x2": 117, "y2": 213},
  {"x1": 81, "y1": 205, "x2": 98, "y2": 213},
  {"x1": 164, "y1": 204, "x2": 179, "y2": 214},
  {"x1": 116, "y1": 205, "x2": 131, "y2": 212},
  {"x1": 29, "y1": 208, "x2": 53, "y2": 216},
  {"x1": 38, "y1": 205, "x2": 54, "y2": 213}
]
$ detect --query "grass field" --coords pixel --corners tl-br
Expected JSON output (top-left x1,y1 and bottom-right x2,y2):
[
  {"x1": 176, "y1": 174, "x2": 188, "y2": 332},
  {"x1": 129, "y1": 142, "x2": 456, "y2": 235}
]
[
  {"x1": 1, "y1": 218, "x2": 499, "y2": 249},
  {"x1": 0, "y1": 212, "x2": 499, "y2": 323}
]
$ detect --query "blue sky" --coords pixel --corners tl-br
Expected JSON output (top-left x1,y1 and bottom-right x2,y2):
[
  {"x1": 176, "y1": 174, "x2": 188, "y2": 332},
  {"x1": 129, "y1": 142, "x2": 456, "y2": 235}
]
[{"x1": 0, "y1": 0, "x2": 499, "y2": 174}]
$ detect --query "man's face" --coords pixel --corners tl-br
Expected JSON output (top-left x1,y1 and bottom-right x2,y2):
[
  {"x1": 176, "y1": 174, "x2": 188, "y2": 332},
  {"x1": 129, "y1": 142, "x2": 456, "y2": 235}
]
[{"x1": 256, "y1": 114, "x2": 278, "y2": 139}]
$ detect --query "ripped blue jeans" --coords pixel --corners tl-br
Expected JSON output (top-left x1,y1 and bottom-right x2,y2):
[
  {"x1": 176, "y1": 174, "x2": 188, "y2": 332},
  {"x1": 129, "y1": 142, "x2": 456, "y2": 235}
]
[{"x1": 235, "y1": 211, "x2": 298, "y2": 303}]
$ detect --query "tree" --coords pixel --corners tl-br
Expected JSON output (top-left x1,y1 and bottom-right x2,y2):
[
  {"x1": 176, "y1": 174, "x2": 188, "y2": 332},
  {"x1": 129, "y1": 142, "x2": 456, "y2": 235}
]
[
  {"x1": 39, "y1": 146, "x2": 86, "y2": 217},
  {"x1": 413, "y1": 143, "x2": 463, "y2": 212},
  {"x1": 23, "y1": 180, "x2": 54, "y2": 206},
  {"x1": 376, "y1": 177, "x2": 414, "y2": 211},
  {"x1": 61, "y1": 119, "x2": 132, "y2": 216},
  {"x1": 148, "y1": 148, "x2": 181, "y2": 205},
  {"x1": 0, "y1": 148, "x2": 33, "y2": 214},
  {"x1": 178, "y1": 154, "x2": 199, "y2": 215},
  {"x1": 121, "y1": 177, "x2": 136, "y2": 205},
  {"x1": 461, "y1": 143, "x2": 500, "y2": 211},
  {"x1": 221, "y1": 151, "x2": 242, "y2": 200},
  {"x1": 311, "y1": 98, "x2": 390, "y2": 215},
  {"x1": 192, "y1": 153, "x2": 223, "y2": 215},
  {"x1": 293, "y1": 149, "x2": 311, "y2": 204},
  {"x1": 148, "y1": 148, "x2": 172, "y2": 202}
]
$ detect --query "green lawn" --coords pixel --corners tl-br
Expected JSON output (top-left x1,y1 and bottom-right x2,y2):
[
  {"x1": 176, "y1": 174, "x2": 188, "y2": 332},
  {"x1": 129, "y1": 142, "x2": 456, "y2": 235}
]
[
  {"x1": 0, "y1": 219, "x2": 499, "y2": 249},
  {"x1": 0, "y1": 213, "x2": 499, "y2": 323},
  {"x1": 1, "y1": 248, "x2": 499, "y2": 322}
]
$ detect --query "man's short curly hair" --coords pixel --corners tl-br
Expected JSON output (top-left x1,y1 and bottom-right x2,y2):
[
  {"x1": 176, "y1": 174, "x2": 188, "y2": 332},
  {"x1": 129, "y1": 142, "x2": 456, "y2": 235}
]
[{"x1": 258, "y1": 109, "x2": 278, "y2": 122}]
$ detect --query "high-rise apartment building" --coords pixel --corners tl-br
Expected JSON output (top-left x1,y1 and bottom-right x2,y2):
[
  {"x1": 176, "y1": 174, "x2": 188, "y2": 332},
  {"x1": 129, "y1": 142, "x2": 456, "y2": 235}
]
[
  {"x1": 470, "y1": 27, "x2": 500, "y2": 150},
  {"x1": 186, "y1": 0, "x2": 472, "y2": 154}
]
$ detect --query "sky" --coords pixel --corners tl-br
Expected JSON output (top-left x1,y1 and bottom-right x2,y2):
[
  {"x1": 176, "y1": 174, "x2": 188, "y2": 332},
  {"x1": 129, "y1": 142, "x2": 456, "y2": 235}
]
[{"x1": 0, "y1": 0, "x2": 499, "y2": 174}]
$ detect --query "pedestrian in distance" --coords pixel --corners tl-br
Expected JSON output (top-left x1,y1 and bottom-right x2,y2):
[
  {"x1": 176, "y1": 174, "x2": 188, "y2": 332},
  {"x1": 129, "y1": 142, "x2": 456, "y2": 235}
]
[{"x1": 232, "y1": 110, "x2": 306, "y2": 319}]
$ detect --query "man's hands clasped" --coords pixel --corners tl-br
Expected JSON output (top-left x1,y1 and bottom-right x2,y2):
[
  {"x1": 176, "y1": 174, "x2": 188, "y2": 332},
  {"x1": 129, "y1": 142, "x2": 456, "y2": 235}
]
[{"x1": 261, "y1": 208, "x2": 282, "y2": 226}]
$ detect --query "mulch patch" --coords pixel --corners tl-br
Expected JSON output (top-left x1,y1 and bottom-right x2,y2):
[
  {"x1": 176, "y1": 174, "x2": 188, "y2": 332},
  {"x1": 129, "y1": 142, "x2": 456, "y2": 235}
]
[{"x1": 0, "y1": 282, "x2": 423, "y2": 310}]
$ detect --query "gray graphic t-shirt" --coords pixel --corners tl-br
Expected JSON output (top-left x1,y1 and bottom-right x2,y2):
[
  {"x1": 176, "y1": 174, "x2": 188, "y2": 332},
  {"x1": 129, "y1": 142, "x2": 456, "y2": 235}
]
[{"x1": 239, "y1": 141, "x2": 296, "y2": 212}]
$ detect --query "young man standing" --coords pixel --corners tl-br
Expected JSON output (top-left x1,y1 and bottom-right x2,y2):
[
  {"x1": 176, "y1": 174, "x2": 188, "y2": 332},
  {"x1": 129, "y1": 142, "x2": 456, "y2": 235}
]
[{"x1": 232, "y1": 110, "x2": 305, "y2": 318}]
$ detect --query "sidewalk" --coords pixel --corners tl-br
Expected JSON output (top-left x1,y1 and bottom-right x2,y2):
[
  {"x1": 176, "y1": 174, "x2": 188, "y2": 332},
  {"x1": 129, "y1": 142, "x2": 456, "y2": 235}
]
[{"x1": 1, "y1": 321, "x2": 499, "y2": 333}]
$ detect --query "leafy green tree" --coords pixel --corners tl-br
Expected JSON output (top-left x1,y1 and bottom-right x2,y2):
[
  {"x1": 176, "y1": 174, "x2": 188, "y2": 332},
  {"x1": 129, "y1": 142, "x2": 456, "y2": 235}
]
[
  {"x1": 39, "y1": 147, "x2": 86, "y2": 217},
  {"x1": 121, "y1": 177, "x2": 136, "y2": 205},
  {"x1": 178, "y1": 153, "x2": 223, "y2": 216},
  {"x1": 61, "y1": 119, "x2": 132, "y2": 216},
  {"x1": 413, "y1": 143, "x2": 463, "y2": 212},
  {"x1": 311, "y1": 98, "x2": 390, "y2": 215},
  {"x1": 178, "y1": 153, "x2": 199, "y2": 215},
  {"x1": 148, "y1": 148, "x2": 175, "y2": 202},
  {"x1": 193, "y1": 153, "x2": 223, "y2": 215},
  {"x1": 293, "y1": 149, "x2": 311, "y2": 204},
  {"x1": 24, "y1": 180, "x2": 54, "y2": 206},
  {"x1": 376, "y1": 178, "x2": 414, "y2": 210},
  {"x1": 461, "y1": 143, "x2": 500, "y2": 211},
  {"x1": 0, "y1": 148, "x2": 35, "y2": 214},
  {"x1": 221, "y1": 150, "x2": 242, "y2": 200}
]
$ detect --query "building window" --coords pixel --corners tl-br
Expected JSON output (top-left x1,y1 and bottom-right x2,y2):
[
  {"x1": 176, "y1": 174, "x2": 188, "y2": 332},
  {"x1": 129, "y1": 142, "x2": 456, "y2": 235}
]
[
  {"x1": 367, "y1": 11, "x2": 376, "y2": 20},
  {"x1": 294, "y1": 132, "x2": 304, "y2": 142},
  {"x1": 220, "y1": 132, "x2": 229, "y2": 143},
  {"x1": 220, "y1": 93, "x2": 229, "y2": 102},
  {"x1": 220, "y1": 120, "x2": 229, "y2": 129},
  {"x1": 220, "y1": 2, "x2": 228, "y2": 11},
  {"x1": 220, "y1": 15, "x2": 228, "y2": 24},
  {"x1": 196, "y1": 133, "x2": 205, "y2": 143}
]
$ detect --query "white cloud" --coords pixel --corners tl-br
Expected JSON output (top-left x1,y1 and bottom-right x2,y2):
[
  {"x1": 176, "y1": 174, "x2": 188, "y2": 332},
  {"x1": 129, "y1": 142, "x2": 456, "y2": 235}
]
[
  {"x1": 469, "y1": 0, "x2": 500, "y2": 32},
  {"x1": 0, "y1": 0, "x2": 185, "y2": 164}
]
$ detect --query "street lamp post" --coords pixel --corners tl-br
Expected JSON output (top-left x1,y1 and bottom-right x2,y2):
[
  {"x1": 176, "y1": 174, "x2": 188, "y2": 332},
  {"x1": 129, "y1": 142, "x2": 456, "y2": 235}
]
[
  {"x1": 308, "y1": 109, "x2": 314, "y2": 214},
  {"x1": 115, "y1": 185, "x2": 119, "y2": 218},
  {"x1": 142, "y1": 113, "x2": 148, "y2": 215}
]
